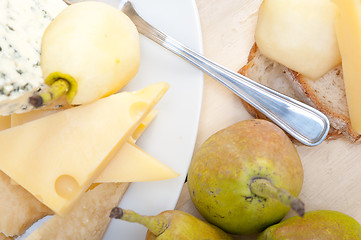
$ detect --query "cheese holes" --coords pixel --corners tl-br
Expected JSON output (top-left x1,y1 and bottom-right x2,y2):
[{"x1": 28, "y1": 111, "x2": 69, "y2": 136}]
[{"x1": 55, "y1": 175, "x2": 80, "y2": 199}]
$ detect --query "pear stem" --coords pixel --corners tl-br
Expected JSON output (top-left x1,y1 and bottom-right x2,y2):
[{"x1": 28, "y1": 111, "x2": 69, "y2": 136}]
[
  {"x1": 250, "y1": 178, "x2": 305, "y2": 217},
  {"x1": 29, "y1": 79, "x2": 70, "y2": 108},
  {"x1": 110, "y1": 207, "x2": 168, "y2": 236}
]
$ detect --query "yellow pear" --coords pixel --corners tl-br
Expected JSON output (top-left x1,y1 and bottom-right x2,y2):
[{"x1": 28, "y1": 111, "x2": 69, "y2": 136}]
[{"x1": 30, "y1": 1, "x2": 140, "y2": 107}]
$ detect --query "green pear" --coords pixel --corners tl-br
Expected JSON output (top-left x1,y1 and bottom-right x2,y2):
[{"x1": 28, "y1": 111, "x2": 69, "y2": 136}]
[
  {"x1": 110, "y1": 207, "x2": 233, "y2": 240},
  {"x1": 258, "y1": 210, "x2": 361, "y2": 239},
  {"x1": 187, "y1": 119, "x2": 304, "y2": 235}
]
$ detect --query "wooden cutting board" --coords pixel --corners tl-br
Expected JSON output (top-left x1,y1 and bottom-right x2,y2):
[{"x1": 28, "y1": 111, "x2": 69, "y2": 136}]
[{"x1": 175, "y1": 0, "x2": 361, "y2": 239}]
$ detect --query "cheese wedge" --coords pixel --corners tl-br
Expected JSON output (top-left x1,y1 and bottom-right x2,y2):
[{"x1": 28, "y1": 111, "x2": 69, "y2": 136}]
[
  {"x1": 11, "y1": 108, "x2": 157, "y2": 142},
  {"x1": 130, "y1": 109, "x2": 158, "y2": 143},
  {"x1": 11, "y1": 109, "x2": 61, "y2": 127},
  {"x1": 11, "y1": 108, "x2": 178, "y2": 183},
  {"x1": 95, "y1": 142, "x2": 178, "y2": 182},
  {"x1": 333, "y1": 0, "x2": 361, "y2": 133},
  {"x1": 0, "y1": 82, "x2": 169, "y2": 215}
]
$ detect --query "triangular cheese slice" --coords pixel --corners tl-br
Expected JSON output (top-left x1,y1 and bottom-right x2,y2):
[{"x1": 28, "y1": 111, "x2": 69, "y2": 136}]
[
  {"x1": 129, "y1": 109, "x2": 158, "y2": 143},
  {"x1": 95, "y1": 142, "x2": 178, "y2": 183},
  {"x1": 11, "y1": 106, "x2": 178, "y2": 183},
  {"x1": 11, "y1": 109, "x2": 61, "y2": 127},
  {"x1": 0, "y1": 82, "x2": 169, "y2": 215}
]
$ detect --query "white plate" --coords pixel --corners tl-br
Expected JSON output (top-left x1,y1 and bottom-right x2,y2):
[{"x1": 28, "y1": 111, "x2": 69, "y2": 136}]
[
  {"x1": 18, "y1": 0, "x2": 203, "y2": 239},
  {"x1": 103, "y1": 0, "x2": 203, "y2": 239}
]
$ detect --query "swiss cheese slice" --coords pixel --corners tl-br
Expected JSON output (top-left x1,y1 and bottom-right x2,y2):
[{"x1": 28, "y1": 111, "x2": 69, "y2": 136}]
[
  {"x1": 0, "y1": 82, "x2": 169, "y2": 215},
  {"x1": 130, "y1": 109, "x2": 158, "y2": 143},
  {"x1": 11, "y1": 108, "x2": 157, "y2": 142},
  {"x1": 95, "y1": 142, "x2": 178, "y2": 183},
  {"x1": 11, "y1": 109, "x2": 61, "y2": 127},
  {"x1": 333, "y1": 0, "x2": 361, "y2": 133},
  {"x1": 11, "y1": 108, "x2": 178, "y2": 183}
]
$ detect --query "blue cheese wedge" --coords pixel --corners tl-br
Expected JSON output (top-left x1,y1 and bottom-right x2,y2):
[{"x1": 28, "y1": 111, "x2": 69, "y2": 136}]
[{"x1": 0, "y1": 0, "x2": 66, "y2": 114}]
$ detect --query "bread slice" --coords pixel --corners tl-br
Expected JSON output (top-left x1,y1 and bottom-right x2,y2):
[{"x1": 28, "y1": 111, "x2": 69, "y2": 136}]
[
  {"x1": 26, "y1": 182, "x2": 130, "y2": 240},
  {"x1": 0, "y1": 171, "x2": 52, "y2": 237},
  {"x1": 0, "y1": 233, "x2": 13, "y2": 240},
  {"x1": 239, "y1": 44, "x2": 352, "y2": 140},
  {"x1": 288, "y1": 62, "x2": 361, "y2": 142}
]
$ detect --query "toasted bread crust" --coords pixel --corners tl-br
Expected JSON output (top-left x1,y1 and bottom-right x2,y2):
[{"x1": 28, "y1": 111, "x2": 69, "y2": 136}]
[
  {"x1": 239, "y1": 45, "x2": 267, "y2": 120},
  {"x1": 289, "y1": 68, "x2": 361, "y2": 142},
  {"x1": 239, "y1": 44, "x2": 349, "y2": 141}
]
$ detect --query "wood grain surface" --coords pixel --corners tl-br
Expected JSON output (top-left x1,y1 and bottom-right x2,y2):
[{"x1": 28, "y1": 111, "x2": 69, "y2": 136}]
[{"x1": 175, "y1": 0, "x2": 361, "y2": 239}]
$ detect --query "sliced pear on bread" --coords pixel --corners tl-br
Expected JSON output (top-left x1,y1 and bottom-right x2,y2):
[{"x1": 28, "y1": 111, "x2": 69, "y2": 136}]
[{"x1": 255, "y1": 0, "x2": 341, "y2": 80}]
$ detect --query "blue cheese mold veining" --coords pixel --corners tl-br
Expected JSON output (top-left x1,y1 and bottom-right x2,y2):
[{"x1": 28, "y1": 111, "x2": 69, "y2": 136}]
[{"x1": 0, "y1": 0, "x2": 66, "y2": 102}]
